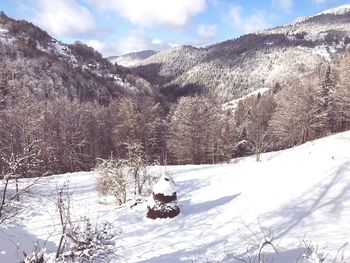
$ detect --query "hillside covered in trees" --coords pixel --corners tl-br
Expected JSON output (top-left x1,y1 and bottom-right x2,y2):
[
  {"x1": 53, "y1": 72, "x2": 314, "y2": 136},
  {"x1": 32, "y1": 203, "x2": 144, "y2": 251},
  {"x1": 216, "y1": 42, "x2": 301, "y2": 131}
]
[
  {"x1": 132, "y1": 8, "x2": 350, "y2": 101},
  {"x1": 0, "y1": 12, "x2": 153, "y2": 105},
  {"x1": 0, "y1": 8, "x2": 350, "y2": 179},
  {"x1": 1, "y1": 50, "x2": 350, "y2": 177}
]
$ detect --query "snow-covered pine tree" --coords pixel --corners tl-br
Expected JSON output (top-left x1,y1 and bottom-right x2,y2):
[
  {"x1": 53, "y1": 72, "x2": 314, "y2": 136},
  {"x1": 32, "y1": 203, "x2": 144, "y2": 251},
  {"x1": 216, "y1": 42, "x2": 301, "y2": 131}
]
[
  {"x1": 311, "y1": 65, "x2": 337, "y2": 137},
  {"x1": 334, "y1": 53, "x2": 350, "y2": 132},
  {"x1": 0, "y1": 68, "x2": 8, "y2": 109},
  {"x1": 233, "y1": 100, "x2": 253, "y2": 157}
]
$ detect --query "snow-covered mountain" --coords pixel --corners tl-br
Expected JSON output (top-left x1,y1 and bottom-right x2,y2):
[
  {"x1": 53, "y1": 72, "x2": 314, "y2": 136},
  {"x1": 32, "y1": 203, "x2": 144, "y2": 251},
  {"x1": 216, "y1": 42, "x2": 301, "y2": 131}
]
[
  {"x1": 0, "y1": 12, "x2": 153, "y2": 103},
  {"x1": 1, "y1": 130, "x2": 350, "y2": 262},
  {"x1": 132, "y1": 6, "x2": 350, "y2": 101},
  {"x1": 108, "y1": 50, "x2": 157, "y2": 67},
  {"x1": 317, "y1": 4, "x2": 350, "y2": 15}
]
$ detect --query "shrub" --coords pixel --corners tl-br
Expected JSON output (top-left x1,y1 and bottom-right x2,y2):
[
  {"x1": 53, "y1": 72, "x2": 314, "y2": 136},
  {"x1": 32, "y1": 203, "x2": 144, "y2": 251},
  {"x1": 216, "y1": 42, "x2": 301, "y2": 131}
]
[{"x1": 96, "y1": 158, "x2": 127, "y2": 205}]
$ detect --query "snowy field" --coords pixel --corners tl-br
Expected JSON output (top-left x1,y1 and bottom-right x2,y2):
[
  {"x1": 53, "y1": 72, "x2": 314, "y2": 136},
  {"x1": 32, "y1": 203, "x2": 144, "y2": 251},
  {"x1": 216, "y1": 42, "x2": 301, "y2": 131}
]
[{"x1": 1, "y1": 131, "x2": 350, "y2": 262}]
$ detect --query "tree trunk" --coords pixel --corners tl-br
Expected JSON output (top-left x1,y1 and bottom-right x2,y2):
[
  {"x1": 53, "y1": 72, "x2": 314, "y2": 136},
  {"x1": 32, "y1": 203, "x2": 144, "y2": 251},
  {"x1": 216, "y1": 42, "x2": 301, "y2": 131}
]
[{"x1": 15, "y1": 178, "x2": 19, "y2": 202}]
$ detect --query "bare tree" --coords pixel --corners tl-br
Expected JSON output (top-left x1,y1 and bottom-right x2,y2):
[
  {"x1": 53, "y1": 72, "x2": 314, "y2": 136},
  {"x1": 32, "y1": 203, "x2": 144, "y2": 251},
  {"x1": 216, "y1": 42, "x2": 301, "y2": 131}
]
[
  {"x1": 111, "y1": 96, "x2": 165, "y2": 162},
  {"x1": 167, "y1": 95, "x2": 227, "y2": 164},
  {"x1": 247, "y1": 94, "x2": 275, "y2": 161},
  {"x1": 126, "y1": 142, "x2": 149, "y2": 197},
  {"x1": 234, "y1": 93, "x2": 275, "y2": 161}
]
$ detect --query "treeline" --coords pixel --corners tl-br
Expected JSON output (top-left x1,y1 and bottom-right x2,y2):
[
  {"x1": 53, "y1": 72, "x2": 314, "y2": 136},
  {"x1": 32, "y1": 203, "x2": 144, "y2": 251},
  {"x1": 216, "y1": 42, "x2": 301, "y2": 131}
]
[
  {"x1": 1, "y1": 53, "x2": 350, "y2": 178},
  {"x1": 0, "y1": 92, "x2": 164, "y2": 177},
  {"x1": 234, "y1": 53, "x2": 350, "y2": 158}
]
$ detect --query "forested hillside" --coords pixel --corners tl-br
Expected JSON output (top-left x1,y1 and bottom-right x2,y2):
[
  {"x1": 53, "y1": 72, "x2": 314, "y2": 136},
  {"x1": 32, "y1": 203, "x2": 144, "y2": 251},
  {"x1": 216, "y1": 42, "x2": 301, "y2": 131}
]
[
  {"x1": 0, "y1": 8, "x2": 350, "y2": 180},
  {"x1": 0, "y1": 12, "x2": 153, "y2": 104},
  {"x1": 132, "y1": 8, "x2": 350, "y2": 101}
]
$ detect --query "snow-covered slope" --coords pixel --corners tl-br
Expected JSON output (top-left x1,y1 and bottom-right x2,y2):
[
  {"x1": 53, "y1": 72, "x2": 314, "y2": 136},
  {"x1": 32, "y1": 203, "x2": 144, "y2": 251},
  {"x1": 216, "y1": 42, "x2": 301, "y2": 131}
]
[
  {"x1": 317, "y1": 5, "x2": 350, "y2": 15},
  {"x1": 1, "y1": 131, "x2": 350, "y2": 262},
  {"x1": 133, "y1": 5, "x2": 350, "y2": 101},
  {"x1": 0, "y1": 12, "x2": 152, "y2": 101},
  {"x1": 108, "y1": 50, "x2": 157, "y2": 67}
]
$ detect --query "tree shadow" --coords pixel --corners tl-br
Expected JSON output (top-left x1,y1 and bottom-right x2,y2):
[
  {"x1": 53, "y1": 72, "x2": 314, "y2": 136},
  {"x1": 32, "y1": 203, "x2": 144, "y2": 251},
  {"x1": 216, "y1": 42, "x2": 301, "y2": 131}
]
[
  {"x1": 168, "y1": 164, "x2": 223, "y2": 176},
  {"x1": 176, "y1": 178, "x2": 211, "y2": 198},
  {"x1": 0, "y1": 223, "x2": 57, "y2": 262},
  {"x1": 134, "y1": 239, "x2": 225, "y2": 263},
  {"x1": 224, "y1": 246, "x2": 304, "y2": 263},
  {"x1": 181, "y1": 194, "x2": 241, "y2": 216},
  {"x1": 265, "y1": 160, "x2": 350, "y2": 240}
]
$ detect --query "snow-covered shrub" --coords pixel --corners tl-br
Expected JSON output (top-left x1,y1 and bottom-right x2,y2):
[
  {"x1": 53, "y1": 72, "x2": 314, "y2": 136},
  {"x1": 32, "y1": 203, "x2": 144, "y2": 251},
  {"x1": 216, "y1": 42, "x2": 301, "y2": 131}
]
[
  {"x1": 230, "y1": 223, "x2": 279, "y2": 263},
  {"x1": 147, "y1": 174, "x2": 180, "y2": 219},
  {"x1": 125, "y1": 143, "x2": 150, "y2": 197},
  {"x1": 58, "y1": 217, "x2": 117, "y2": 262},
  {"x1": 299, "y1": 240, "x2": 349, "y2": 263},
  {"x1": 96, "y1": 144, "x2": 155, "y2": 205},
  {"x1": 96, "y1": 158, "x2": 127, "y2": 205},
  {"x1": 299, "y1": 240, "x2": 328, "y2": 263},
  {"x1": 21, "y1": 243, "x2": 51, "y2": 263}
]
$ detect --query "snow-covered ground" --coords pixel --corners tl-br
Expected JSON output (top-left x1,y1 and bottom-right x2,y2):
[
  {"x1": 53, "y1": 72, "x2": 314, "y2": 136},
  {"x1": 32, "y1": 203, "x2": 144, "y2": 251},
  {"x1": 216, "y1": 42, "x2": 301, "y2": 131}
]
[
  {"x1": 223, "y1": 87, "x2": 270, "y2": 109},
  {"x1": 1, "y1": 131, "x2": 350, "y2": 262}
]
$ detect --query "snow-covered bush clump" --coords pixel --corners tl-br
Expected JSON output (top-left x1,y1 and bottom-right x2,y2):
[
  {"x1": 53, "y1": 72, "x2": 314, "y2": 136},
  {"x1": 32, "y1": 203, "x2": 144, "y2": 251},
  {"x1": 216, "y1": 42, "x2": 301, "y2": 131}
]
[
  {"x1": 58, "y1": 218, "x2": 117, "y2": 262},
  {"x1": 147, "y1": 174, "x2": 180, "y2": 219},
  {"x1": 96, "y1": 158, "x2": 127, "y2": 205},
  {"x1": 21, "y1": 243, "x2": 50, "y2": 263}
]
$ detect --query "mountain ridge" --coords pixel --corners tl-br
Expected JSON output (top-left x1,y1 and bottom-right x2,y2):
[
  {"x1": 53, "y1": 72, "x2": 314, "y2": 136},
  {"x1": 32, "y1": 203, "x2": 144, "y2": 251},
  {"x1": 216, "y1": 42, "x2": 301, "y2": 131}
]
[
  {"x1": 0, "y1": 11, "x2": 153, "y2": 104},
  {"x1": 108, "y1": 50, "x2": 157, "y2": 67},
  {"x1": 131, "y1": 6, "x2": 350, "y2": 101}
]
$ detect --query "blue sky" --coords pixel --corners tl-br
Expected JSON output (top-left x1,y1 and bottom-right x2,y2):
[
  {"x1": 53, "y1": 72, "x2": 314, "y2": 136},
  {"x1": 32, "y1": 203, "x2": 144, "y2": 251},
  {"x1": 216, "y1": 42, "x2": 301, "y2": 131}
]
[{"x1": 1, "y1": 0, "x2": 349, "y2": 56}]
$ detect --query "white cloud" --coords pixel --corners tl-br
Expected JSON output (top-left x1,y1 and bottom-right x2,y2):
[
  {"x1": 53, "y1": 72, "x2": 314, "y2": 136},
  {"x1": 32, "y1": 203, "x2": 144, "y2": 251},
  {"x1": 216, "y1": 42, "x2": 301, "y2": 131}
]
[
  {"x1": 197, "y1": 24, "x2": 217, "y2": 38},
  {"x1": 272, "y1": 0, "x2": 294, "y2": 13},
  {"x1": 312, "y1": 0, "x2": 329, "y2": 3},
  {"x1": 244, "y1": 11, "x2": 271, "y2": 33},
  {"x1": 228, "y1": 5, "x2": 271, "y2": 33},
  {"x1": 152, "y1": 38, "x2": 163, "y2": 45},
  {"x1": 87, "y1": 40, "x2": 106, "y2": 53},
  {"x1": 86, "y1": 0, "x2": 206, "y2": 27},
  {"x1": 118, "y1": 30, "x2": 171, "y2": 54},
  {"x1": 228, "y1": 5, "x2": 243, "y2": 27},
  {"x1": 119, "y1": 31, "x2": 152, "y2": 54},
  {"x1": 33, "y1": 0, "x2": 97, "y2": 37}
]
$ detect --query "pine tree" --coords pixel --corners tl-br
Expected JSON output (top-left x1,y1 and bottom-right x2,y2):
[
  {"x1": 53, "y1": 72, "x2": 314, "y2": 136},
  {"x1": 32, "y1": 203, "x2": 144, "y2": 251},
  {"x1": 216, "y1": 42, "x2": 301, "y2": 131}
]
[
  {"x1": 334, "y1": 53, "x2": 350, "y2": 131},
  {"x1": 311, "y1": 65, "x2": 336, "y2": 136},
  {"x1": 0, "y1": 69, "x2": 8, "y2": 109}
]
